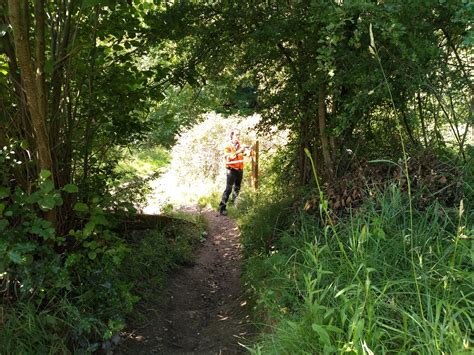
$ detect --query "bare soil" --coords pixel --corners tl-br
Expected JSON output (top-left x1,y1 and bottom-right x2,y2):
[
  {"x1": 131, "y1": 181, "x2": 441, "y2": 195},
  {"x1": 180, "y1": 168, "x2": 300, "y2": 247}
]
[{"x1": 117, "y1": 209, "x2": 253, "y2": 354}]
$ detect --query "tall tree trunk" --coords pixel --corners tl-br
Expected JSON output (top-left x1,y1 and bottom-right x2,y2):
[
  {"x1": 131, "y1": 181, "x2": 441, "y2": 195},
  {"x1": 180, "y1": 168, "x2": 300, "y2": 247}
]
[
  {"x1": 0, "y1": 21, "x2": 35, "y2": 154},
  {"x1": 50, "y1": 0, "x2": 75, "y2": 190},
  {"x1": 9, "y1": 0, "x2": 56, "y2": 225},
  {"x1": 299, "y1": 115, "x2": 310, "y2": 185},
  {"x1": 318, "y1": 82, "x2": 334, "y2": 178},
  {"x1": 34, "y1": 0, "x2": 46, "y2": 124},
  {"x1": 82, "y1": 6, "x2": 100, "y2": 185},
  {"x1": 328, "y1": 94, "x2": 337, "y2": 164},
  {"x1": 251, "y1": 140, "x2": 259, "y2": 191},
  {"x1": 9, "y1": 0, "x2": 51, "y2": 172},
  {"x1": 401, "y1": 109, "x2": 418, "y2": 147},
  {"x1": 441, "y1": 28, "x2": 474, "y2": 93},
  {"x1": 417, "y1": 90, "x2": 428, "y2": 148}
]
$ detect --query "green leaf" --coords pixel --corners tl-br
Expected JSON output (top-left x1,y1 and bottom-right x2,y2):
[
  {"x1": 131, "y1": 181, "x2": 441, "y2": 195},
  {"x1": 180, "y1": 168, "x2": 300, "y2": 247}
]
[
  {"x1": 91, "y1": 213, "x2": 109, "y2": 226},
  {"x1": 14, "y1": 243, "x2": 36, "y2": 253},
  {"x1": 38, "y1": 196, "x2": 56, "y2": 211},
  {"x1": 25, "y1": 192, "x2": 40, "y2": 204},
  {"x1": 0, "y1": 203, "x2": 4, "y2": 215},
  {"x1": 88, "y1": 240, "x2": 99, "y2": 250},
  {"x1": 63, "y1": 184, "x2": 79, "y2": 193},
  {"x1": 312, "y1": 323, "x2": 331, "y2": 346},
  {"x1": 53, "y1": 193, "x2": 63, "y2": 206},
  {"x1": 20, "y1": 254, "x2": 33, "y2": 266},
  {"x1": 325, "y1": 325, "x2": 343, "y2": 334},
  {"x1": 40, "y1": 180, "x2": 54, "y2": 193},
  {"x1": 74, "y1": 202, "x2": 89, "y2": 213},
  {"x1": 7, "y1": 249, "x2": 33, "y2": 266},
  {"x1": 31, "y1": 225, "x2": 44, "y2": 236},
  {"x1": 88, "y1": 251, "x2": 97, "y2": 260},
  {"x1": 65, "y1": 253, "x2": 82, "y2": 268},
  {"x1": 30, "y1": 224, "x2": 55, "y2": 239},
  {"x1": 8, "y1": 250, "x2": 22, "y2": 264},
  {"x1": 83, "y1": 221, "x2": 95, "y2": 237},
  {"x1": 0, "y1": 186, "x2": 10, "y2": 199},
  {"x1": 39, "y1": 170, "x2": 51, "y2": 180}
]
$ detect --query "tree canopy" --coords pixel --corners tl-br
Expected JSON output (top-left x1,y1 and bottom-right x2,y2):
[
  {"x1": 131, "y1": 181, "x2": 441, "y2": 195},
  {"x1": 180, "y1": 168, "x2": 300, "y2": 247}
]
[{"x1": 157, "y1": 0, "x2": 472, "y2": 181}]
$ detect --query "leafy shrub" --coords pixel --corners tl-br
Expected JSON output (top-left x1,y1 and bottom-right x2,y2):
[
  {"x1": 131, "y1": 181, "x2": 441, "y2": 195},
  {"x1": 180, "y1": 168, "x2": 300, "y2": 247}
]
[{"x1": 0, "y1": 148, "x2": 137, "y2": 352}]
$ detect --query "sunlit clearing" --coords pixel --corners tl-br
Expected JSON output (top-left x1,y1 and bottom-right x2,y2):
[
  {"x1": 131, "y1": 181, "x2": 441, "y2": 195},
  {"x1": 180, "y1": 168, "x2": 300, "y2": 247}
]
[{"x1": 142, "y1": 112, "x2": 287, "y2": 213}]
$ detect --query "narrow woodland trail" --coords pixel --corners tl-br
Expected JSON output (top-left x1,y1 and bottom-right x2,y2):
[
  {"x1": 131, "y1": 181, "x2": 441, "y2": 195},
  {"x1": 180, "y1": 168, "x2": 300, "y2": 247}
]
[{"x1": 117, "y1": 209, "x2": 253, "y2": 354}]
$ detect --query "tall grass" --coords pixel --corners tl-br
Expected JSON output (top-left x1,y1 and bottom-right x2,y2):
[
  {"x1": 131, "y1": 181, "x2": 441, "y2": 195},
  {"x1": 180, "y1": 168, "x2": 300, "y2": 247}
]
[
  {"x1": 1, "y1": 302, "x2": 71, "y2": 354},
  {"x1": 242, "y1": 186, "x2": 472, "y2": 353},
  {"x1": 1, "y1": 294, "x2": 111, "y2": 353}
]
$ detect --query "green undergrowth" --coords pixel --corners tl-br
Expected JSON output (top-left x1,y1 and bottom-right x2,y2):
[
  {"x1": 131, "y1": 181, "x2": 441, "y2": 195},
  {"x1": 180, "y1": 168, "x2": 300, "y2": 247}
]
[
  {"x1": 116, "y1": 145, "x2": 170, "y2": 178},
  {"x1": 0, "y1": 215, "x2": 205, "y2": 354},
  {"x1": 0, "y1": 208, "x2": 205, "y2": 354},
  {"x1": 197, "y1": 190, "x2": 221, "y2": 210},
  {"x1": 239, "y1": 183, "x2": 473, "y2": 353}
]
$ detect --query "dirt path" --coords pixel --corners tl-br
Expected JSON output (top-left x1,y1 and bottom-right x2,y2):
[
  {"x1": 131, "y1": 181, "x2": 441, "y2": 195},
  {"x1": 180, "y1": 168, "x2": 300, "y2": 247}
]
[{"x1": 117, "y1": 209, "x2": 253, "y2": 354}]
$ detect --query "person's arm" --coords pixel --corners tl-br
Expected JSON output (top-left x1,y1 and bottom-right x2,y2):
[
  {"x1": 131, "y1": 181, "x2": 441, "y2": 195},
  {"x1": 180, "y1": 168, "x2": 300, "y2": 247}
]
[
  {"x1": 224, "y1": 145, "x2": 236, "y2": 161},
  {"x1": 236, "y1": 145, "x2": 250, "y2": 155}
]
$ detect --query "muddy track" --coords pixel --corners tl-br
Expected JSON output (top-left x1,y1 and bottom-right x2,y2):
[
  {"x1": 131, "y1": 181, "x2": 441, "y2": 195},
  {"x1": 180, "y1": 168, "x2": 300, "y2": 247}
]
[{"x1": 117, "y1": 209, "x2": 253, "y2": 354}]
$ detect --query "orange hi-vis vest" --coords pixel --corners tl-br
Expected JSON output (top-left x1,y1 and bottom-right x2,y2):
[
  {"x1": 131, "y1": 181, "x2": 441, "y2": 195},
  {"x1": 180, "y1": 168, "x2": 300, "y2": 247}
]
[{"x1": 224, "y1": 141, "x2": 244, "y2": 170}]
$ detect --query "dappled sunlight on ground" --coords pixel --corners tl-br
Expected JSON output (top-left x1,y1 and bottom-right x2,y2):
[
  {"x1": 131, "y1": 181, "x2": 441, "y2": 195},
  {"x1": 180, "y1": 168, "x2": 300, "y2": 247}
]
[{"x1": 141, "y1": 170, "x2": 219, "y2": 214}]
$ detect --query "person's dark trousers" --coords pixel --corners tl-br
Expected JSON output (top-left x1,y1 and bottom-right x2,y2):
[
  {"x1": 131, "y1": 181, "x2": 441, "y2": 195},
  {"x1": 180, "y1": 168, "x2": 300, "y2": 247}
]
[{"x1": 219, "y1": 168, "x2": 243, "y2": 213}]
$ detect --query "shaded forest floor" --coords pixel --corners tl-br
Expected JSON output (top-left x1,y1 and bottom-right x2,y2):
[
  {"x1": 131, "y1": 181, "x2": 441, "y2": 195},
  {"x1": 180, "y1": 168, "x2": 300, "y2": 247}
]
[{"x1": 116, "y1": 208, "x2": 254, "y2": 354}]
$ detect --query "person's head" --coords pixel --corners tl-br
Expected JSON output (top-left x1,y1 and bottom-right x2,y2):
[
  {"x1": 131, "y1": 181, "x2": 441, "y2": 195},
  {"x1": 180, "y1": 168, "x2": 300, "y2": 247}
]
[{"x1": 230, "y1": 128, "x2": 240, "y2": 144}]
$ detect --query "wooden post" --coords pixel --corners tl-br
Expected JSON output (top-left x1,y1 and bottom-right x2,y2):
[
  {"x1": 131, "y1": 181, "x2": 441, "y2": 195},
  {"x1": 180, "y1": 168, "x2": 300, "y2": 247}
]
[{"x1": 251, "y1": 140, "x2": 259, "y2": 191}]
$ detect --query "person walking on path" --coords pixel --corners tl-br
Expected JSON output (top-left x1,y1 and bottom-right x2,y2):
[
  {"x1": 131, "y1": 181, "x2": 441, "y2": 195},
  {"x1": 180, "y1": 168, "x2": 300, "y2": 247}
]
[{"x1": 218, "y1": 129, "x2": 248, "y2": 216}]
